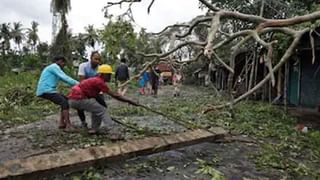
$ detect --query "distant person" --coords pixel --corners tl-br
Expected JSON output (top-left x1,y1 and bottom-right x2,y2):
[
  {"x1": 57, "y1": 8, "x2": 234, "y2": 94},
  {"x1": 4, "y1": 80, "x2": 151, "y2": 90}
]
[
  {"x1": 150, "y1": 66, "x2": 161, "y2": 97},
  {"x1": 36, "y1": 56, "x2": 79, "y2": 131},
  {"x1": 115, "y1": 58, "x2": 130, "y2": 96},
  {"x1": 68, "y1": 64, "x2": 139, "y2": 137},
  {"x1": 173, "y1": 71, "x2": 183, "y2": 97},
  {"x1": 138, "y1": 70, "x2": 150, "y2": 95},
  {"x1": 159, "y1": 73, "x2": 164, "y2": 87},
  {"x1": 138, "y1": 75, "x2": 146, "y2": 95},
  {"x1": 145, "y1": 67, "x2": 152, "y2": 95}
]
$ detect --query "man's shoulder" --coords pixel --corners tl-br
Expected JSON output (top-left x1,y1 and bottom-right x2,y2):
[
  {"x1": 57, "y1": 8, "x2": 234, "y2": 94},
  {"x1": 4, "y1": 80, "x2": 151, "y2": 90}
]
[
  {"x1": 46, "y1": 63, "x2": 60, "y2": 71},
  {"x1": 79, "y1": 61, "x2": 89, "y2": 67},
  {"x1": 119, "y1": 63, "x2": 128, "y2": 68},
  {"x1": 48, "y1": 63, "x2": 57, "y2": 68}
]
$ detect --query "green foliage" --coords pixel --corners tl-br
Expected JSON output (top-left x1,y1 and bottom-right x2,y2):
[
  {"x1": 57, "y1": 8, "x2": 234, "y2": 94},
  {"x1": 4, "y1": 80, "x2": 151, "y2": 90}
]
[
  {"x1": 72, "y1": 167, "x2": 102, "y2": 180},
  {"x1": 100, "y1": 17, "x2": 137, "y2": 64},
  {"x1": 50, "y1": 23, "x2": 72, "y2": 60},
  {"x1": 0, "y1": 20, "x2": 46, "y2": 73},
  {"x1": 206, "y1": 101, "x2": 320, "y2": 179},
  {"x1": 70, "y1": 33, "x2": 87, "y2": 60},
  {"x1": 204, "y1": 0, "x2": 314, "y2": 18},
  {"x1": 83, "y1": 25, "x2": 100, "y2": 49},
  {"x1": 0, "y1": 72, "x2": 56, "y2": 126},
  {"x1": 26, "y1": 21, "x2": 39, "y2": 50},
  {"x1": 37, "y1": 42, "x2": 50, "y2": 63},
  {"x1": 272, "y1": 33, "x2": 292, "y2": 63},
  {"x1": 23, "y1": 54, "x2": 44, "y2": 69},
  {"x1": 253, "y1": 133, "x2": 320, "y2": 178},
  {"x1": 234, "y1": 103, "x2": 295, "y2": 137},
  {"x1": 195, "y1": 158, "x2": 225, "y2": 180}
]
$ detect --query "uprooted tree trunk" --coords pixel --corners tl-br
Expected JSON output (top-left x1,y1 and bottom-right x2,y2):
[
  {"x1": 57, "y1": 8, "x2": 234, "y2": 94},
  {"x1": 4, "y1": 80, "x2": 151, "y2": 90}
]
[{"x1": 106, "y1": 0, "x2": 320, "y2": 112}]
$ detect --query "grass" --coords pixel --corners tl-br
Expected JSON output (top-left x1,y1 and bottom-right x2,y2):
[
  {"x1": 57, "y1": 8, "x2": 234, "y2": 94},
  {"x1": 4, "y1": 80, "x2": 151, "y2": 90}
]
[
  {"x1": 206, "y1": 101, "x2": 320, "y2": 179},
  {"x1": 0, "y1": 72, "x2": 57, "y2": 127}
]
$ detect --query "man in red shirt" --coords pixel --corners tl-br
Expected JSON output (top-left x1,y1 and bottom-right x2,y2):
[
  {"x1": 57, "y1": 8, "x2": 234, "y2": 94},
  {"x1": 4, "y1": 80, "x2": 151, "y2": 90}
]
[{"x1": 68, "y1": 64, "x2": 139, "y2": 135}]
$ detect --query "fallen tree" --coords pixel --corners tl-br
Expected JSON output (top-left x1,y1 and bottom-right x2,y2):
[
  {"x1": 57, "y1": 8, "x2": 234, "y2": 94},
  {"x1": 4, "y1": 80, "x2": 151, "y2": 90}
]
[{"x1": 105, "y1": 0, "x2": 320, "y2": 112}]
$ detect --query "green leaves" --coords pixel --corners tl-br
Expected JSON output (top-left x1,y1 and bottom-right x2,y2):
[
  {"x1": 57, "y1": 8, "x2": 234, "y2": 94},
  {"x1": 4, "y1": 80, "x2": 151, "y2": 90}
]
[
  {"x1": 100, "y1": 18, "x2": 137, "y2": 64},
  {"x1": 195, "y1": 158, "x2": 225, "y2": 180},
  {"x1": 0, "y1": 72, "x2": 56, "y2": 126},
  {"x1": 72, "y1": 167, "x2": 102, "y2": 180}
]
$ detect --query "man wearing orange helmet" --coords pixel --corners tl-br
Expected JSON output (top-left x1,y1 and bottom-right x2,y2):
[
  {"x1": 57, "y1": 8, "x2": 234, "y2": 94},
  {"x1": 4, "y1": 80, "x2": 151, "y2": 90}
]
[{"x1": 68, "y1": 64, "x2": 139, "y2": 135}]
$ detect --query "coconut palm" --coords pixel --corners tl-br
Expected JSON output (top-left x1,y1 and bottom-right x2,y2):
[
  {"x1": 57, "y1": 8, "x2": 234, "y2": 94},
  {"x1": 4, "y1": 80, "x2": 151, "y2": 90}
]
[
  {"x1": 50, "y1": 0, "x2": 72, "y2": 58},
  {"x1": 0, "y1": 23, "x2": 12, "y2": 55},
  {"x1": 11, "y1": 22, "x2": 25, "y2": 52},
  {"x1": 50, "y1": 0, "x2": 71, "y2": 39},
  {"x1": 50, "y1": 0, "x2": 71, "y2": 15},
  {"x1": 27, "y1": 21, "x2": 39, "y2": 52},
  {"x1": 83, "y1": 25, "x2": 100, "y2": 49}
]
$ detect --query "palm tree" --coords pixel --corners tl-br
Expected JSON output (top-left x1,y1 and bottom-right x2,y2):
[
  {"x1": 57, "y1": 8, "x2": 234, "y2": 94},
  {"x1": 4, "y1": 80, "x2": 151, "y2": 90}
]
[
  {"x1": 50, "y1": 0, "x2": 71, "y2": 40},
  {"x1": 27, "y1": 21, "x2": 39, "y2": 52},
  {"x1": 50, "y1": 0, "x2": 71, "y2": 16},
  {"x1": 0, "y1": 23, "x2": 12, "y2": 56},
  {"x1": 50, "y1": 0, "x2": 72, "y2": 58},
  {"x1": 83, "y1": 25, "x2": 100, "y2": 49},
  {"x1": 11, "y1": 22, "x2": 25, "y2": 52}
]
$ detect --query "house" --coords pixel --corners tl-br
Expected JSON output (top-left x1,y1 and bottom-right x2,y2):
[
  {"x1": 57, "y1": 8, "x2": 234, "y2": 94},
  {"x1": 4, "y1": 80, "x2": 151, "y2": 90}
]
[{"x1": 288, "y1": 27, "x2": 320, "y2": 108}]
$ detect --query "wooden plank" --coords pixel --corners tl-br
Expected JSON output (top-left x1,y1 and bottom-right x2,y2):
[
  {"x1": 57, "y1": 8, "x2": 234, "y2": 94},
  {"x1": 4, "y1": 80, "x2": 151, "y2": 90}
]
[{"x1": 0, "y1": 127, "x2": 227, "y2": 179}]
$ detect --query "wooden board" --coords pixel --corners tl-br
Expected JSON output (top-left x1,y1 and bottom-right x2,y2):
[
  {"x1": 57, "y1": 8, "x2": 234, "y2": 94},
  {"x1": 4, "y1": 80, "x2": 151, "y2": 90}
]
[{"x1": 0, "y1": 128, "x2": 227, "y2": 179}]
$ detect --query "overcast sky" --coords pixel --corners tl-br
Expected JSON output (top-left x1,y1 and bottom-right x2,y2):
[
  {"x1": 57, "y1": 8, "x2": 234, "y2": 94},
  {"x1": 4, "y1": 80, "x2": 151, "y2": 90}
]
[{"x1": 0, "y1": 0, "x2": 204, "y2": 43}]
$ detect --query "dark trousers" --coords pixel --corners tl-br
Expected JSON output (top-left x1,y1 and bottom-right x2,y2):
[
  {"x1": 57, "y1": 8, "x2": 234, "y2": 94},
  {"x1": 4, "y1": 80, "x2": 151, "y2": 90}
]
[
  {"x1": 77, "y1": 94, "x2": 107, "y2": 124},
  {"x1": 39, "y1": 93, "x2": 69, "y2": 110}
]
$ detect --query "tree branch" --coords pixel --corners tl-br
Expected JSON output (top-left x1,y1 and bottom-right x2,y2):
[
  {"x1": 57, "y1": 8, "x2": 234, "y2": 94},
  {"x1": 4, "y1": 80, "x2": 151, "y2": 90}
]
[
  {"x1": 175, "y1": 16, "x2": 212, "y2": 38},
  {"x1": 204, "y1": 14, "x2": 221, "y2": 58},
  {"x1": 203, "y1": 29, "x2": 307, "y2": 112},
  {"x1": 220, "y1": 11, "x2": 267, "y2": 24},
  {"x1": 310, "y1": 30, "x2": 316, "y2": 64},
  {"x1": 212, "y1": 51, "x2": 234, "y2": 74},
  {"x1": 212, "y1": 30, "x2": 253, "y2": 50},
  {"x1": 198, "y1": 0, "x2": 220, "y2": 12},
  {"x1": 258, "y1": 11, "x2": 320, "y2": 29},
  {"x1": 106, "y1": 0, "x2": 141, "y2": 7},
  {"x1": 147, "y1": 0, "x2": 155, "y2": 14},
  {"x1": 150, "y1": 24, "x2": 190, "y2": 36},
  {"x1": 118, "y1": 58, "x2": 157, "y2": 88},
  {"x1": 173, "y1": 51, "x2": 204, "y2": 64},
  {"x1": 138, "y1": 40, "x2": 206, "y2": 58},
  {"x1": 252, "y1": 31, "x2": 276, "y2": 86}
]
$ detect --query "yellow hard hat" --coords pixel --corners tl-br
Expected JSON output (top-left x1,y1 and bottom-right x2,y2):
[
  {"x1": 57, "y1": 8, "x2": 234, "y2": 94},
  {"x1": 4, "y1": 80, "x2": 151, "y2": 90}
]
[{"x1": 97, "y1": 64, "x2": 114, "y2": 74}]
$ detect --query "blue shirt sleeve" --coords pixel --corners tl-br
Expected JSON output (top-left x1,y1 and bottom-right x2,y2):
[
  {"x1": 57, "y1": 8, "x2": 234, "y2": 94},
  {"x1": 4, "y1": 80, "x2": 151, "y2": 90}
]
[{"x1": 51, "y1": 65, "x2": 79, "y2": 86}]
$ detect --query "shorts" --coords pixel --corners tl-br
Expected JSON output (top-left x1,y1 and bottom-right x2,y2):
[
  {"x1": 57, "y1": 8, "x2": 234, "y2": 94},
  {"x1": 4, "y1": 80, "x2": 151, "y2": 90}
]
[{"x1": 39, "y1": 93, "x2": 69, "y2": 110}]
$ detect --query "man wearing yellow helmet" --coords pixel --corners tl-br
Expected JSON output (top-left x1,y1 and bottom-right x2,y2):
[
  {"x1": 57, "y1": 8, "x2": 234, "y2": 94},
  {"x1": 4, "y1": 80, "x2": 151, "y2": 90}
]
[{"x1": 68, "y1": 64, "x2": 139, "y2": 135}]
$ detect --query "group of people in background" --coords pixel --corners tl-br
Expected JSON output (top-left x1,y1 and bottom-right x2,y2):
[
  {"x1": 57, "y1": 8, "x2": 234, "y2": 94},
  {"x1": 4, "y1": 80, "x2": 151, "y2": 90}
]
[
  {"x1": 35, "y1": 52, "x2": 183, "y2": 136},
  {"x1": 138, "y1": 66, "x2": 161, "y2": 97},
  {"x1": 138, "y1": 66, "x2": 183, "y2": 98}
]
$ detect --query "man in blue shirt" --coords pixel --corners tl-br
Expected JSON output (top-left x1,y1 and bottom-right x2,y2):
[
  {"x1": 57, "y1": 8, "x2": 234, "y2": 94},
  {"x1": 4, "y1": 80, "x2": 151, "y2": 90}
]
[
  {"x1": 78, "y1": 51, "x2": 101, "y2": 81},
  {"x1": 36, "y1": 56, "x2": 79, "y2": 131}
]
